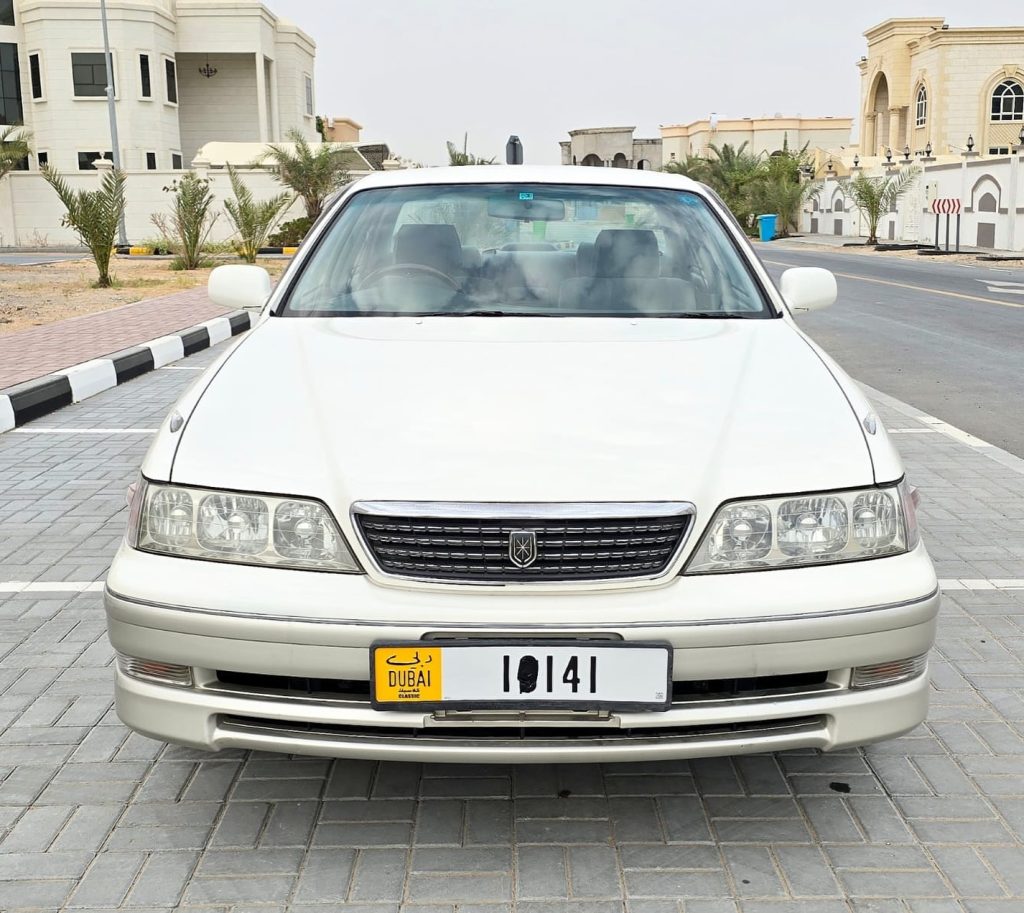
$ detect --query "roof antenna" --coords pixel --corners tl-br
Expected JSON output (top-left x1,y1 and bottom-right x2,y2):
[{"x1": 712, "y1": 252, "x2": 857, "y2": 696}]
[{"x1": 506, "y1": 135, "x2": 524, "y2": 165}]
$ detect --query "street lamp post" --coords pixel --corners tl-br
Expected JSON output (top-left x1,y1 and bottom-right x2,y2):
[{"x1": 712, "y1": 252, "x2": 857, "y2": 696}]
[
  {"x1": 100, "y1": 0, "x2": 128, "y2": 246},
  {"x1": 1008, "y1": 125, "x2": 1024, "y2": 252}
]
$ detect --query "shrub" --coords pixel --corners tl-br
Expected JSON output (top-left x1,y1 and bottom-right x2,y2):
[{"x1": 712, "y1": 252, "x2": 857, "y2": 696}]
[
  {"x1": 41, "y1": 164, "x2": 126, "y2": 288},
  {"x1": 256, "y1": 129, "x2": 350, "y2": 219},
  {"x1": 223, "y1": 165, "x2": 293, "y2": 263},
  {"x1": 267, "y1": 216, "x2": 313, "y2": 247},
  {"x1": 151, "y1": 171, "x2": 218, "y2": 269}
]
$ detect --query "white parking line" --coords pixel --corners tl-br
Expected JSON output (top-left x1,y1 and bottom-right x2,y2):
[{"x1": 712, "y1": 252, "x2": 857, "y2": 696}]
[
  {"x1": 9, "y1": 428, "x2": 157, "y2": 434},
  {"x1": 0, "y1": 581, "x2": 105, "y2": 593},
  {"x1": 887, "y1": 428, "x2": 940, "y2": 434}
]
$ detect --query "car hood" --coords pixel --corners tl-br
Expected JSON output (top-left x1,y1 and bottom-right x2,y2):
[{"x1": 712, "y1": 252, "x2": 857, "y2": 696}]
[{"x1": 168, "y1": 317, "x2": 873, "y2": 513}]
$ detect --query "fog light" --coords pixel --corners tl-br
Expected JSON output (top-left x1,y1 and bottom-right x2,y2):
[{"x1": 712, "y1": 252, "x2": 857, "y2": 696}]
[
  {"x1": 851, "y1": 654, "x2": 928, "y2": 689},
  {"x1": 117, "y1": 653, "x2": 193, "y2": 687}
]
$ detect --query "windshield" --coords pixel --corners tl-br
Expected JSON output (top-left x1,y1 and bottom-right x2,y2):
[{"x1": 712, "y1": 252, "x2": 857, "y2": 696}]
[{"x1": 282, "y1": 183, "x2": 773, "y2": 318}]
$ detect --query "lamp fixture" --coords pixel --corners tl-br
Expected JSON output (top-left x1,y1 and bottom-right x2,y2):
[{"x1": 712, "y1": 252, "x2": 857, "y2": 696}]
[
  {"x1": 925, "y1": 141, "x2": 932, "y2": 157},
  {"x1": 853, "y1": 153, "x2": 860, "y2": 167},
  {"x1": 885, "y1": 147, "x2": 893, "y2": 164},
  {"x1": 826, "y1": 157, "x2": 834, "y2": 173},
  {"x1": 199, "y1": 55, "x2": 217, "y2": 79},
  {"x1": 902, "y1": 145, "x2": 911, "y2": 162},
  {"x1": 1018, "y1": 125, "x2": 1024, "y2": 147},
  {"x1": 967, "y1": 134, "x2": 974, "y2": 152}
]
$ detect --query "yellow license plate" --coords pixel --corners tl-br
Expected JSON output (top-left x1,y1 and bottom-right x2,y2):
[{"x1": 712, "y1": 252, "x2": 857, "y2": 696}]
[{"x1": 372, "y1": 645, "x2": 443, "y2": 704}]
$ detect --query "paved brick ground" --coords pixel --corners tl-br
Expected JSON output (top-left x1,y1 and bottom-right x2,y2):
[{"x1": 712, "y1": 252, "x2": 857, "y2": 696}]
[
  {"x1": 0, "y1": 341, "x2": 1023, "y2": 912},
  {"x1": 0, "y1": 288, "x2": 226, "y2": 388}
]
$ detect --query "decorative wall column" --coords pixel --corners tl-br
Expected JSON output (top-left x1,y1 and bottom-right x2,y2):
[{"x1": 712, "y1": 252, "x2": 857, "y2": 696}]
[
  {"x1": 254, "y1": 53, "x2": 269, "y2": 142},
  {"x1": 889, "y1": 108, "x2": 902, "y2": 153},
  {"x1": 267, "y1": 59, "x2": 280, "y2": 142}
]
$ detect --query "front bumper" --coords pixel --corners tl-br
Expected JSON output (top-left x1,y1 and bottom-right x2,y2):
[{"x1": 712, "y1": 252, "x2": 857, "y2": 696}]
[{"x1": 104, "y1": 543, "x2": 940, "y2": 763}]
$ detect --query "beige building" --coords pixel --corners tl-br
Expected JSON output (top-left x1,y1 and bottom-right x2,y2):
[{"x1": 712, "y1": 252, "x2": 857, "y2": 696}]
[
  {"x1": 660, "y1": 116, "x2": 853, "y2": 163},
  {"x1": 322, "y1": 116, "x2": 362, "y2": 143},
  {"x1": 559, "y1": 127, "x2": 662, "y2": 169},
  {"x1": 860, "y1": 18, "x2": 1024, "y2": 158}
]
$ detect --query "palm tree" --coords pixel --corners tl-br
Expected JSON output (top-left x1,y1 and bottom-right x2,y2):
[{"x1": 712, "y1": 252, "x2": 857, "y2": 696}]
[
  {"x1": 223, "y1": 165, "x2": 293, "y2": 263},
  {"x1": 256, "y1": 129, "x2": 350, "y2": 220},
  {"x1": 704, "y1": 142, "x2": 764, "y2": 230},
  {"x1": 752, "y1": 175, "x2": 820, "y2": 237},
  {"x1": 41, "y1": 164, "x2": 126, "y2": 288},
  {"x1": 661, "y1": 154, "x2": 710, "y2": 183},
  {"x1": 446, "y1": 135, "x2": 495, "y2": 166},
  {"x1": 0, "y1": 126, "x2": 32, "y2": 181},
  {"x1": 846, "y1": 169, "x2": 920, "y2": 244}
]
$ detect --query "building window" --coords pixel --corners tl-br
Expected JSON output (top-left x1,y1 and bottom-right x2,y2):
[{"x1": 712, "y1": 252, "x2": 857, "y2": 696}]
[
  {"x1": 27, "y1": 53, "x2": 43, "y2": 100},
  {"x1": 36, "y1": 151, "x2": 48, "y2": 167},
  {"x1": 72, "y1": 52, "x2": 111, "y2": 98},
  {"x1": 171, "y1": 152, "x2": 182, "y2": 169},
  {"x1": 304, "y1": 75, "x2": 313, "y2": 116},
  {"x1": 78, "y1": 151, "x2": 112, "y2": 170},
  {"x1": 0, "y1": 0, "x2": 13, "y2": 27},
  {"x1": 991, "y1": 79, "x2": 1024, "y2": 122},
  {"x1": 915, "y1": 85, "x2": 927, "y2": 127},
  {"x1": 164, "y1": 57, "x2": 177, "y2": 104},
  {"x1": 146, "y1": 151, "x2": 157, "y2": 170},
  {"x1": 0, "y1": 43, "x2": 22, "y2": 124},
  {"x1": 139, "y1": 54, "x2": 151, "y2": 98},
  {"x1": 988, "y1": 146, "x2": 1011, "y2": 156}
]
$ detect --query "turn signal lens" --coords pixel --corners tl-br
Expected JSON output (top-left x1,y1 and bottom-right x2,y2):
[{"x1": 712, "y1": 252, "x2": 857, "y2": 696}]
[
  {"x1": 851, "y1": 653, "x2": 928, "y2": 689},
  {"x1": 116, "y1": 653, "x2": 193, "y2": 687}
]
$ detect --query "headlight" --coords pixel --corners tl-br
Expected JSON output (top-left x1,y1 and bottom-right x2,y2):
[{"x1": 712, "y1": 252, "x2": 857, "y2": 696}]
[
  {"x1": 684, "y1": 481, "x2": 919, "y2": 574},
  {"x1": 128, "y1": 480, "x2": 361, "y2": 573}
]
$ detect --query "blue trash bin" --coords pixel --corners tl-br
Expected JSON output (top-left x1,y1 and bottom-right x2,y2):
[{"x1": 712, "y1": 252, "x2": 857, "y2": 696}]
[{"x1": 757, "y1": 214, "x2": 778, "y2": 242}]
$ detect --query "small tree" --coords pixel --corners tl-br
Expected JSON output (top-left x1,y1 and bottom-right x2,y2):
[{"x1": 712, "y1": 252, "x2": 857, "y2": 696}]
[
  {"x1": 257, "y1": 129, "x2": 350, "y2": 220},
  {"x1": 446, "y1": 135, "x2": 495, "y2": 166},
  {"x1": 151, "y1": 171, "x2": 218, "y2": 269},
  {"x1": 847, "y1": 169, "x2": 919, "y2": 244},
  {"x1": 223, "y1": 165, "x2": 293, "y2": 263},
  {"x1": 41, "y1": 164, "x2": 126, "y2": 287},
  {"x1": 0, "y1": 126, "x2": 32, "y2": 181}
]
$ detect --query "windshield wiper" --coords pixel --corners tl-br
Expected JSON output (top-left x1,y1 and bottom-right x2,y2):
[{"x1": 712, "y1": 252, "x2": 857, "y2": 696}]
[{"x1": 414, "y1": 310, "x2": 552, "y2": 317}]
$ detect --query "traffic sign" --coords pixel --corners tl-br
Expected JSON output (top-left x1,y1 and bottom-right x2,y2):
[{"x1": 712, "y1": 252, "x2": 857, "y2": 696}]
[{"x1": 930, "y1": 198, "x2": 962, "y2": 215}]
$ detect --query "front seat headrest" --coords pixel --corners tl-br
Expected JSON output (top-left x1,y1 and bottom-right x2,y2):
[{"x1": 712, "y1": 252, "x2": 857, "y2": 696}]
[
  {"x1": 394, "y1": 224, "x2": 463, "y2": 274},
  {"x1": 594, "y1": 229, "x2": 660, "y2": 278}
]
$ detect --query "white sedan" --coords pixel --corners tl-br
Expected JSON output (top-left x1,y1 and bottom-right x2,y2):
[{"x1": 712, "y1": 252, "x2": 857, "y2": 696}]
[{"x1": 105, "y1": 165, "x2": 938, "y2": 763}]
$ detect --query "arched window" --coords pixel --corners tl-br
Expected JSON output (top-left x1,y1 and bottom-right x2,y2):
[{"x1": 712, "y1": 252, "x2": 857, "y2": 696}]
[
  {"x1": 915, "y1": 85, "x2": 927, "y2": 127},
  {"x1": 991, "y1": 80, "x2": 1024, "y2": 122},
  {"x1": 834, "y1": 197, "x2": 845, "y2": 213}
]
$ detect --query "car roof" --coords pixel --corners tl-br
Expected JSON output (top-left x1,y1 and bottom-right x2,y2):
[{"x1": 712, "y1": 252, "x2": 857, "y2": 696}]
[{"x1": 349, "y1": 164, "x2": 704, "y2": 194}]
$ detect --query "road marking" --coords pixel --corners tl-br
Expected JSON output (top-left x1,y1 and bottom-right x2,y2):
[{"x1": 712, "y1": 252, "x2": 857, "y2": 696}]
[
  {"x1": 765, "y1": 260, "x2": 1024, "y2": 309},
  {"x1": 0, "y1": 581, "x2": 105, "y2": 593},
  {"x1": 888, "y1": 428, "x2": 940, "y2": 434},
  {"x1": 160, "y1": 366, "x2": 204, "y2": 371},
  {"x1": 10, "y1": 428, "x2": 157, "y2": 434},
  {"x1": 915, "y1": 416, "x2": 992, "y2": 448},
  {"x1": 977, "y1": 279, "x2": 1024, "y2": 295},
  {"x1": 940, "y1": 579, "x2": 1024, "y2": 591}
]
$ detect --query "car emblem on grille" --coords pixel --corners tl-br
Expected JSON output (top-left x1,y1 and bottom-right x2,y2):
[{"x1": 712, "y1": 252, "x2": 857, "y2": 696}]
[{"x1": 508, "y1": 531, "x2": 538, "y2": 568}]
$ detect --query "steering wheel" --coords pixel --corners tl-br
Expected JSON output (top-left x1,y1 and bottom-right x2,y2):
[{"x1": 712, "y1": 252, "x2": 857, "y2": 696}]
[{"x1": 358, "y1": 263, "x2": 459, "y2": 290}]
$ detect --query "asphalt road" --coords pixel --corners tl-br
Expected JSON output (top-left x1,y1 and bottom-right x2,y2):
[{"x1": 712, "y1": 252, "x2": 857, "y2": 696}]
[{"x1": 757, "y1": 244, "x2": 1024, "y2": 456}]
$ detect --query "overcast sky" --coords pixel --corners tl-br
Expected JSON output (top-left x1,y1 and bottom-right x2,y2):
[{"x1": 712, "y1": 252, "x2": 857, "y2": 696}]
[{"x1": 276, "y1": 1, "x2": 1023, "y2": 166}]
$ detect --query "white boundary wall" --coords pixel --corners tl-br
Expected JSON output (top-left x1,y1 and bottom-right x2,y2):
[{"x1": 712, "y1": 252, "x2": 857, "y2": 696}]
[
  {"x1": 800, "y1": 154, "x2": 1024, "y2": 251},
  {"x1": 0, "y1": 167, "x2": 318, "y2": 247}
]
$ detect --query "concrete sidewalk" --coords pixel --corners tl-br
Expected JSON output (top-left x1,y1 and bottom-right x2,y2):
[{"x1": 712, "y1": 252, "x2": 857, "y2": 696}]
[{"x1": 0, "y1": 288, "x2": 229, "y2": 389}]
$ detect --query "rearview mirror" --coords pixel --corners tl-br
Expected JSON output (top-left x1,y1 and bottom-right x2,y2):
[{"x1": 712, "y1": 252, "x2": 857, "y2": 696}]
[
  {"x1": 208, "y1": 264, "x2": 272, "y2": 313},
  {"x1": 487, "y1": 193, "x2": 565, "y2": 221},
  {"x1": 780, "y1": 267, "x2": 837, "y2": 312}
]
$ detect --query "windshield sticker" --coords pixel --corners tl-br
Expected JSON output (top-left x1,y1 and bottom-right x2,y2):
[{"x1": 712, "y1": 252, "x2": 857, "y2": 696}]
[{"x1": 519, "y1": 192, "x2": 534, "y2": 201}]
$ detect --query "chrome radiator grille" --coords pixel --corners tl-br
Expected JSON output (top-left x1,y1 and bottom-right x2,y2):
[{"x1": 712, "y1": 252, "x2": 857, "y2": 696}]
[{"x1": 352, "y1": 503, "x2": 693, "y2": 583}]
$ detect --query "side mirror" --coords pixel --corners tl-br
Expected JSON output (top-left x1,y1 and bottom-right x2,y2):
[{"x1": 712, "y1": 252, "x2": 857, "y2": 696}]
[
  {"x1": 780, "y1": 267, "x2": 837, "y2": 312},
  {"x1": 208, "y1": 264, "x2": 272, "y2": 313}
]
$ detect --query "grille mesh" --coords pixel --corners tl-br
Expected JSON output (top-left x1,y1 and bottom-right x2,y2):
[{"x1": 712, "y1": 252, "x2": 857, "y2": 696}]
[{"x1": 354, "y1": 512, "x2": 691, "y2": 582}]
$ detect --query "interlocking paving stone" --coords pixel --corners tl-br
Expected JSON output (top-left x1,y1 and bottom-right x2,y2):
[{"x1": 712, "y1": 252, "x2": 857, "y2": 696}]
[{"x1": 0, "y1": 344, "x2": 1023, "y2": 910}]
